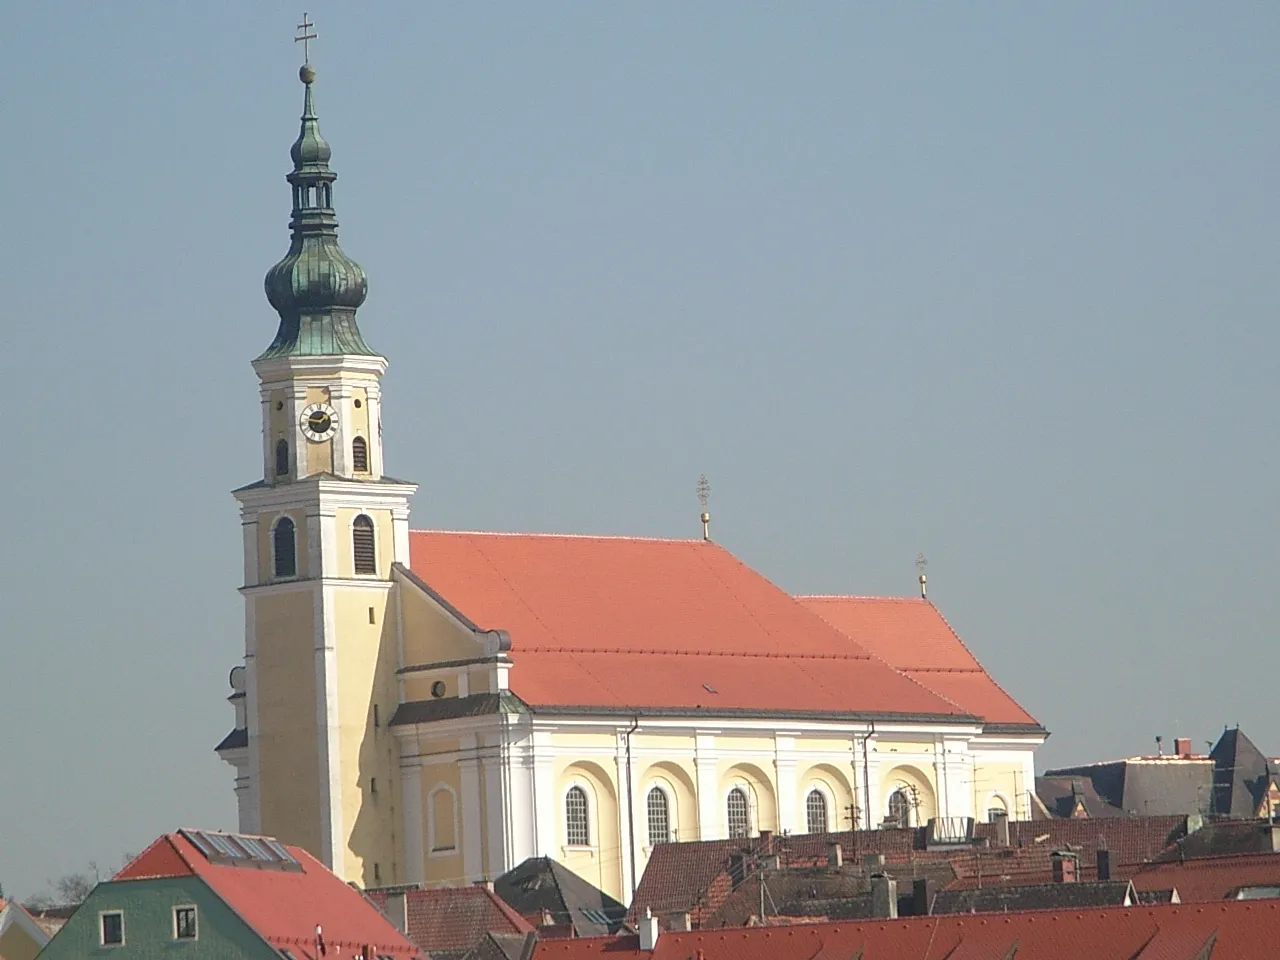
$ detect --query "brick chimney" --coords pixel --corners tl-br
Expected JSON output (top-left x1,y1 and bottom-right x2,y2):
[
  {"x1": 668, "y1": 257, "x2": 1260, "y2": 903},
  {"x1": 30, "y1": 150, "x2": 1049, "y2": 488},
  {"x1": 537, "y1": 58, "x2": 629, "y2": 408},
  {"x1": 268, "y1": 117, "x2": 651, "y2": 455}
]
[
  {"x1": 384, "y1": 891, "x2": 407, "y2": 934},
  {"x1": 828, "y1": 842, "x2": 843, "y2": 868},
  {"x1": 1174, "y1": 737, "x2": 1193, "y2": 758},
  {"x1": 666, "y1": 912, "x2": 692, "y2": 932},
  {"x1": 639, "y1": 908, "x2": 659, "y2": 951},
  {"x1": 1052, "y1": 851, "x2": 1079, "y2": 884},
  {"x1": 911, "y1": 877, "x2": 933, "y2": 916},
  {"x1": 994, "y1": 814, "x2": 1010, "y2": 848},
  {"x1": 759, "y1": 830, "x2": 774, "y2": 853},
  {"x1": 871, "y1": 874, "x2": 898, "y2": 919}
]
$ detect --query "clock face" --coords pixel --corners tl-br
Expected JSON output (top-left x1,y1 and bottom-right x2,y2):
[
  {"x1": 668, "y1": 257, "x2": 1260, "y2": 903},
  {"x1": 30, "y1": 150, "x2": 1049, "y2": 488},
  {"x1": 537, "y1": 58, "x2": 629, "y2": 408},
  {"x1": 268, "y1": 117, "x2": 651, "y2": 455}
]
[{"x1": 300, "y1": 403, "x2": 338, "y2": 442}]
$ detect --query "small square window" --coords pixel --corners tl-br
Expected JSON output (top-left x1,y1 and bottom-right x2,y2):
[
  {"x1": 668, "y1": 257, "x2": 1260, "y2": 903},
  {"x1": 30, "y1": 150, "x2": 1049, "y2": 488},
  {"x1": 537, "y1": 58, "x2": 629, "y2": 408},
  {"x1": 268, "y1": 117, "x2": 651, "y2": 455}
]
[
  {"x1": 101, "y1": 911, "x2": 124, "y2": 946},
  {"x1": 175, "y1": 905, "x2": 197, "y2": 940}
]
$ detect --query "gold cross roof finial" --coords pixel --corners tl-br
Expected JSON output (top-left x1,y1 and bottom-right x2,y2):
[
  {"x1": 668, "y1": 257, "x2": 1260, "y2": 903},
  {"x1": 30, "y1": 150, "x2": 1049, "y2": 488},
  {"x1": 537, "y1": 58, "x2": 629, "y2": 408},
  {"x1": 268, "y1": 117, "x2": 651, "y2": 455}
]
[
  {"x1": 915, "y1": 552, "x2": 928, "y2": 599},
  {"x1": 697, "y1": 474, "x2": 712, "y2": 541},
  {"x1": 295, "y1": 12, "x2": 317, "y2": 64}
]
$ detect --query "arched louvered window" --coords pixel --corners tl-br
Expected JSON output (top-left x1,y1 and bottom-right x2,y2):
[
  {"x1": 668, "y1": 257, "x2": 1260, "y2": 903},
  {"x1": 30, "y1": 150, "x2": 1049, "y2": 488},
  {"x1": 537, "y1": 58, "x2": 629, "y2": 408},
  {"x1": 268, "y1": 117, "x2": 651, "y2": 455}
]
[
  {"x1": 727, "y1": 787, "x2": 750, "y2": 839},
  {"x1": 351, "y1": 435, "x2": 369, "y2": 472},
  {"x1": 806, "y1": 789, "x2": 829, "y2": 834},
  {"x1": 565, "y1": 786, "x2": 590, "y2": 846},
  {"x1": 352, "y1": 514, "x2": 376, "y2": 575},
  {"x1": 888, "y1": 789, "x2": 911, "y2": 828},
  {"x1": 275, "y1": 438, "x2": 289, "y2": 476},
  {"x1": 273, "y1": 517, "x2": 297, "y2": 579},
  {"x1": 647, "y1": 787, "x2": 671, "y2": 845}
]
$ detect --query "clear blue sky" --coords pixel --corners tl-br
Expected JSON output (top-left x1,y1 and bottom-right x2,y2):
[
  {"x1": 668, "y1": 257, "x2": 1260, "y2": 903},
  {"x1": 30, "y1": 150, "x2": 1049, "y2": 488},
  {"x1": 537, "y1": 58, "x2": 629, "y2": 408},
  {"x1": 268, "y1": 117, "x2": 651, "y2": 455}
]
[{"x1": 1, "y1": 3, "x2": 1277, "y2": 898}]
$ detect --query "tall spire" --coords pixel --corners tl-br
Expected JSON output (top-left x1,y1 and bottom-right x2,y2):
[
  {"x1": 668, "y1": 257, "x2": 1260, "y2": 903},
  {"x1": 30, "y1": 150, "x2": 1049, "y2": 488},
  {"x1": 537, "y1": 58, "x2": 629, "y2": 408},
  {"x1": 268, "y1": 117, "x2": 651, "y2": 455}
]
[{"x1": 261, "y1": 27, "x2": 375, "y2": 360}]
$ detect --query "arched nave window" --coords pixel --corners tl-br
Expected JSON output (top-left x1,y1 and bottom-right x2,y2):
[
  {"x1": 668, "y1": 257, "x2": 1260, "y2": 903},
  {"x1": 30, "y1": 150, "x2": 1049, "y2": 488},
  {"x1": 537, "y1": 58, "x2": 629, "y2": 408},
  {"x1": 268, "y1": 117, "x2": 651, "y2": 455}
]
[
  {"x1": 888, "y1": 788, "x2": 911, "y2": 828},
  {"x1": 806, "y1": 789, "x2": 829, "y2": 834},
  {"x1": 275, "y1": 438, "x2": 289, "y2": 476},
  {"x1": 351, "y1": 436, "x2": 369, "y2": 472},
  {"x1": 565, "y1": 786, "x2": 590, "y2": 846},
  {"x1": 647, "y1": 787, "x2": 671, "y2": 845},
  {"x1": 727, "y1": 787, "x2": 750, "y2": 839},
  {"x1": 273, "y1": 516, "x2": 296, "y2": 579},
  {"x1": 352, "y1": 514, "x2": 376, "y2": 575}
]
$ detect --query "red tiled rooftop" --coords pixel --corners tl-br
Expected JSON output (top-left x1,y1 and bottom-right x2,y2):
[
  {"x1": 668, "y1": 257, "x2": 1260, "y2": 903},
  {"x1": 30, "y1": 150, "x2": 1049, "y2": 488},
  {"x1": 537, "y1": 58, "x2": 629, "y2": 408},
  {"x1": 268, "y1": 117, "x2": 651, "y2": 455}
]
[
  {"x1": 530, "y1": 901, "x2": 1280, "y2": 960},
  {"x1": 115, "y1": 833, "x2": 420, "y2": 958},
  {"x1": 366, "y1": 885, "x2": 533, "y2": 955},
  {"x1": 1130, "y1": 853, "x2": 1280, "y2": 903},
  {"x1": 796, "y1": 596, "x2": 1039, "y2": 726},
  {"x1": 407, "y1": 532, "x2": 969, "y2": 720}
]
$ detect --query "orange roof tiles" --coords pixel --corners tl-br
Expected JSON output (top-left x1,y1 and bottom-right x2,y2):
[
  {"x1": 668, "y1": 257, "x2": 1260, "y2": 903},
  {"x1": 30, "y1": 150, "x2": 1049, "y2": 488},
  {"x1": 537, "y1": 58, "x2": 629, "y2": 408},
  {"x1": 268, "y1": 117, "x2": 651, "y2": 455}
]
[
  {"x1": 115, "y1": 833, "x2": 420, "y2": 958},
  {"x1": 1130, "y1": 853, "x2": 1280, "y2": 903},
  {"x1": 796, "y1": 596, "x2": 1038, "y2": 726},
  {"x1": 529, "y1": 902, "x2": 1280, "y2": 960},
  {"x1": 407, "y1": 532, "x2": 973, "y2": 721}
]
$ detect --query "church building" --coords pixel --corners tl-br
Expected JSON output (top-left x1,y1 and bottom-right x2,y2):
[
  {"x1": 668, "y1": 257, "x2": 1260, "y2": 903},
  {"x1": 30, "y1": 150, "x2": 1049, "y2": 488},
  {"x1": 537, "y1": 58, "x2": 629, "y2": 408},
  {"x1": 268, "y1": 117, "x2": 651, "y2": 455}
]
[{"x1": 217, "y1": 58, "x2": 1045, "y2": 903}]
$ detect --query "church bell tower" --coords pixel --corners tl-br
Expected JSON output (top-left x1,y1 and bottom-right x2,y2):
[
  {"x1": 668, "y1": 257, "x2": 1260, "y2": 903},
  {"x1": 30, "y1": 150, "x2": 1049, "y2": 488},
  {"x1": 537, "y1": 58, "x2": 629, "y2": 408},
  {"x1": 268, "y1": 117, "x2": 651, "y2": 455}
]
[{"x1": 217, "y1": 45, "x2": 416, "y2": 886}]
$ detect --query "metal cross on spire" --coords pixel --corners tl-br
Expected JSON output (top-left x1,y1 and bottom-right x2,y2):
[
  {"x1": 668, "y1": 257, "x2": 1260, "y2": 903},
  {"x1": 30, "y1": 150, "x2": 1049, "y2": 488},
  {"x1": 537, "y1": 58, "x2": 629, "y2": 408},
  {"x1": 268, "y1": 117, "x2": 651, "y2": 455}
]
[{"x1": 295, "y1": 12, "x2": 317, "y2": 63}]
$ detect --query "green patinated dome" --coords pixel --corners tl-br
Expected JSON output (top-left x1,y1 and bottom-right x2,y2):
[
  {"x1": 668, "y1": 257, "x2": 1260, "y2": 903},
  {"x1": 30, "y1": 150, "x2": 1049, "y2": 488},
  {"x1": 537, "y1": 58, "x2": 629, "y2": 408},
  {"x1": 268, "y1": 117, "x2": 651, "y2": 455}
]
[{"x1": 259, "y1": 66, "x2": 377, "y2": 360}]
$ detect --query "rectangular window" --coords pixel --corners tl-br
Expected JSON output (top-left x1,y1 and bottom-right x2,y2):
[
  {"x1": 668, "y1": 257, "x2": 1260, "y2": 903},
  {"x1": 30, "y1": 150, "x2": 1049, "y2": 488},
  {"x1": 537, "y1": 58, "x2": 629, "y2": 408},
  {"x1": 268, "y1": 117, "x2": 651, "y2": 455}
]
[
  {"x1": 174, "y1": 905, "x2": 198, "y2": 940},
  {"x1": 101, "y1": 911, "x2": 124, "y2": 946}
]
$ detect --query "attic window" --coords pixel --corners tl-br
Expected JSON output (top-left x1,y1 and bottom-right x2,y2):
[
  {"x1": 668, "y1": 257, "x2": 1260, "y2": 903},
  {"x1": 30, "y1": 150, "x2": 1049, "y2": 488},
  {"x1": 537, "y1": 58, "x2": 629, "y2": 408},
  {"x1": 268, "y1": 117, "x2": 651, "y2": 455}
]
[{"x1": 100, "y1": 911, "x2": 124, "y2": 946}]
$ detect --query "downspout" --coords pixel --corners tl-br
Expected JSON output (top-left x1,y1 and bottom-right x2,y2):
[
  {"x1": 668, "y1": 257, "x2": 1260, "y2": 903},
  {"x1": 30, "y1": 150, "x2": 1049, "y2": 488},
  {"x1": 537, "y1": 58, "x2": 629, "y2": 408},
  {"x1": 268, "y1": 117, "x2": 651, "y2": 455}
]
[{"x1": 624, "y1": 716, "x2": 640, "y2": 901}]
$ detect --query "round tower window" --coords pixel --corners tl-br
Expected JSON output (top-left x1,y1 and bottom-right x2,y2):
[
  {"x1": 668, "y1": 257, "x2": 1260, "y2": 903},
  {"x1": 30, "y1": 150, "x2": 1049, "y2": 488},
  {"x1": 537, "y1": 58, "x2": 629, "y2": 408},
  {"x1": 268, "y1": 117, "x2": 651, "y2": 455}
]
[
  {"x1": 431, "y1": 681, "x2": 447, "y2": 698},
  {"x1": 354, "y1": 399, "x2": 363, "y2": 408}
]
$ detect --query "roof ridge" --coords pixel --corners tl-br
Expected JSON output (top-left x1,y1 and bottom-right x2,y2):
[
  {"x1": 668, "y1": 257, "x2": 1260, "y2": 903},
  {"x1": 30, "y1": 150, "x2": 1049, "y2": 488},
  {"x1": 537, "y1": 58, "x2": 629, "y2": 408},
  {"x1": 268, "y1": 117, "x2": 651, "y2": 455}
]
[
  {"x1": 518, "y1": 647, "x2": 872, "y2": 660},
  {"x1": 410, "y1": 528, "x2": 707, "y2": 544}
]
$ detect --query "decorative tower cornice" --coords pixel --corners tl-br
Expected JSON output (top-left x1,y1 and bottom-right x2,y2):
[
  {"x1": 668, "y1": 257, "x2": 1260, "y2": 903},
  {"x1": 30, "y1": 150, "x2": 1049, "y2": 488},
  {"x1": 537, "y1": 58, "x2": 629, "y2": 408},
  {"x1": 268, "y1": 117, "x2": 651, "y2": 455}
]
[{"x1": 261, "y1": 52, "x2": 376, "y2": 359}]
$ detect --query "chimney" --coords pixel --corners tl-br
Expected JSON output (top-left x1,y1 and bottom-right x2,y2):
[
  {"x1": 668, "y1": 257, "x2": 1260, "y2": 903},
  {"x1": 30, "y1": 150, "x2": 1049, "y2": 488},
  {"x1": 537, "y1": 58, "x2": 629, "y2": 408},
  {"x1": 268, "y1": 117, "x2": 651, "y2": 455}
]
[
  {"x1": 760, "y1": 854, "x2": 781, "y2": 872},
  {"x1": 1175, "y1": 737, "x2": 1192, "y2": 758},
  {"x1": 828, "y1": 842, "x2": 843, "y2": 868},
  {"x1": 1052, "y1": 851, "x2": 1079, "y2": 884},
  {"x1": 911, "y1": 877, "x2": 933, "y2": 916},
  {"x1": 540, "y1": 908, "x2": 555, "y2": 928},
  {"x1": 871, "y1": 874, "x2": 898, "y2": 919},
  {"x1": 862, "y1": 853, "x2": 886, "y2": 872},
  {"x1": 994, "y1": 814, "x2": 1010, "y2": 848},
  {"x1": 1269, "y1": 825, "x2": 1280, "y2": 854},
  {"x1": 474, "y1": 879, "x2": 495, "y2": 893},
  {"x1": 1096, "y1": 848, "x2": 1111, "y2": 881},
  {"x1": 638, "y1": 908, "x2": 659, "y2": 951},
  {"x1": 759, "y1": 830, "x2": 774, "y2": 852},
  {"x1": 666, "y1": 912, "x2": 692, "y2": 932},
  {"x1": 384, "y1": 890, "x2": 408, "y2": 934}
]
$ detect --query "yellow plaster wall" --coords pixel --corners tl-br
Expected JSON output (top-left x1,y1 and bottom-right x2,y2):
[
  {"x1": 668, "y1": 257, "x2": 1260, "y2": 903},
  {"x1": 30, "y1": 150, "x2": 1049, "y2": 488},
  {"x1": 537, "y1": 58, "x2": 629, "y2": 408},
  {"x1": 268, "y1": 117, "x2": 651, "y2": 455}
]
[
  {"x1": 880, "y1": 741, "x2": 937, "y2": 755},
  {"x1": 637, "y1": 759, "x2": 699, "y2": 844},
  {"x1": 632, "y1": 734, "x2": 694, "y2": 751},
  {"x1": 255, "y1": 590, "x2": 323, "y2": 856},
  {"x1": 715, "y1": 736, "x2": 775, "y2": 753},
  {"x1": 422, "y1": 761, "x2": 465, "y2": 886},
  {"x1": 257, "y1": 509, "x2": 309, "y2": 583},
  {"x1": 881, "y1": 763, "x2": 939, "y2": 825},
  {"x1": 330, "y1": 508, "x2": 395, "y2": 579},
  {"x1": 334, "y1": 589, "x2": 402, "y2": 886},
  {"x1": 466, "y1": 666, "x2": 493, "y2": 694},
  {"x1": 971, "y1": 761, "x2": 1027, "y2": 818},
  {"x1": 398, "y1": 575, "x2": 485, "y2": 667},
  {"x1": 556, "y1": 759, "x2": 623, "y2": 901},
  {"x1": 794, "y1": 738, "x2": 855, "y2": 754}
]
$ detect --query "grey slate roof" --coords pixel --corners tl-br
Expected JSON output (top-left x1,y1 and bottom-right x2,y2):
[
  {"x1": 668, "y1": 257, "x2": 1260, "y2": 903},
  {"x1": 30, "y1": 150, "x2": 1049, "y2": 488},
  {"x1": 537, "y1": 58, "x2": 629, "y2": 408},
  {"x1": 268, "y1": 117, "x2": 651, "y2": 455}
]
[
  {"x1": 493, "y1": 858, "x2": 627, "y2": 938},
  {"x1": 1210, "y1": 727, "x2": 1271, "y2": 818},
  {"x1": 931, "y1": 880, "x2": 1135, "y2": 915},
  {"x1": 1044, "y1": 760, "x2": 1214, "y2": 817}
]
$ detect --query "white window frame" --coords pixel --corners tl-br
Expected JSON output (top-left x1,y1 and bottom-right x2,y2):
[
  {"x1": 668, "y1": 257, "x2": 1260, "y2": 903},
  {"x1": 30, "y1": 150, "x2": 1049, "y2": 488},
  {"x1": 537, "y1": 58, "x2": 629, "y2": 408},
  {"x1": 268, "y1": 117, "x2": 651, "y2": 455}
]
[
  {"x1": 803, "y1": 782, "x2": 834, "y2": 834},
  {"x1": 173, "y1": 904, "x2": 198, "y2": 941},
  {"x1": 427, "y1": 782, "x2": 460, "y2": 856},
  {"x1": 99, "y1": 910, "x2": 125, "y2": 947},
  {"x1": 269, "y1": 513, "x2": 299, "y2": 581},
  {"x1": 644, "y1": 780, "x2": 675, "y2": 847},
  {"x1": 563, "y1": 779, "x2": 595, "y2": 849},
  {"x1": 724, "y1": 782, "x2": 754, "y2": 839}
]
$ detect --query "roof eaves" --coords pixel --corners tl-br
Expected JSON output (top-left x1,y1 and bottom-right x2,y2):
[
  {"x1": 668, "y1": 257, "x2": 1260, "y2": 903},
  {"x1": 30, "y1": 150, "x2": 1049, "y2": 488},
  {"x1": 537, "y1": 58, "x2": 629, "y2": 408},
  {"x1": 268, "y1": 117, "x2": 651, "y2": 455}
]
[{"x1": 527, "y1": 704, "x2": 983, "y2": 725}]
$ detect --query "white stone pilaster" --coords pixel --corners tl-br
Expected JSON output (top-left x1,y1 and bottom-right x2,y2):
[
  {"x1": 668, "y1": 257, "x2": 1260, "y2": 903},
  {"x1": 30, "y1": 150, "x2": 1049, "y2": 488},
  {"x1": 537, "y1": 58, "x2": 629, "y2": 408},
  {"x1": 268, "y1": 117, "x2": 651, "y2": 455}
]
[
  {"x1": 694, "y1": 733, "x2": 720, "y2": 840},
  {"x1": 243, "y1": 596, "x2": 262, "y2": 834},
  {"x1": 482, "y1": 736, "x2": 509, "y2": 880},
  {"x1": 531, "y1": 731, "x2": 556, "y2": 857},
  {"x1": 315, "y1": 583, "x2": 344, "y2": 872},
  {"x1": 774, "y1": 735, "x2": 798, "y2": 834},
  {"x1": 401, "y1": 762, "x2": 425, "y2": 884},
  {"x1": 615, "y1": 730, "x2": 638, "y2": 900},
  {"x1": 459, "y1": 738, "x2": 483, "y2": 881}
]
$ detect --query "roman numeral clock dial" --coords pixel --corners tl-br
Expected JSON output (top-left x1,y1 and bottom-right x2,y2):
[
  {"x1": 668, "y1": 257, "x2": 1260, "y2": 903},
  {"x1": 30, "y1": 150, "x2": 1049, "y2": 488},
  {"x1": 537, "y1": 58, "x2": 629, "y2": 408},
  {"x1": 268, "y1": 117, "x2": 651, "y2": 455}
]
[{"x1": 300, "y1": 402, "x2": 338, "y2": 442}]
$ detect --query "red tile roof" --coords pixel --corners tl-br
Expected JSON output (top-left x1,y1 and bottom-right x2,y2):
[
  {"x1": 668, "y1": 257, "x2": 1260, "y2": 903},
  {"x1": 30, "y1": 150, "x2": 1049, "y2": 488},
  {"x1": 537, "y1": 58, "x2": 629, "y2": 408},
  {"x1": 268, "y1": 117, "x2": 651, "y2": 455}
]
[
  {"x1": 115, "y1": 833, "x2": 421, "y2": 958},
  {"x1": 796, "y1": 596, "x2": 1039, "y2": 726},
  {"x1": 407, "y1": 532, "x2": 970, "y2": 720},
  {"x1": 529, "y1": 901, "x2": 1280, "y2": 960},
  {"x1": 366, "y1": 885, "x2": 532, "y2": 957},
  {"x1": 1130, "y1": 853, "x2": 1280, "y2": 902}
]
